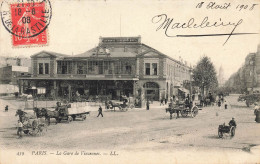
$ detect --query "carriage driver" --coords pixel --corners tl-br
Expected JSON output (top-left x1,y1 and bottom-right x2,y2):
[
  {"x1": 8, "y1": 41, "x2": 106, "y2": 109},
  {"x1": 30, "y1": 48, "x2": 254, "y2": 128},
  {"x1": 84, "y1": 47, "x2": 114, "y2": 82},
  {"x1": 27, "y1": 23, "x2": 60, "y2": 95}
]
[
  {"x1": 55, "y1": 101, "x2": 61, "y2": 111},
  {"x1": 229, "y1": 117, "x2": 237, "y2": 128}
]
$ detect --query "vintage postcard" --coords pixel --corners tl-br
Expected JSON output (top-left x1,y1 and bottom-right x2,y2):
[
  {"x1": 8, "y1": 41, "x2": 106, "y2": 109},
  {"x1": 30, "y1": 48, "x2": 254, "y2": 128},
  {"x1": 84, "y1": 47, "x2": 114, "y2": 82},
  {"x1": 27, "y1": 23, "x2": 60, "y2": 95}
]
[{"x1": 0, "y1": 0, "x2": 259, "y2": 163}]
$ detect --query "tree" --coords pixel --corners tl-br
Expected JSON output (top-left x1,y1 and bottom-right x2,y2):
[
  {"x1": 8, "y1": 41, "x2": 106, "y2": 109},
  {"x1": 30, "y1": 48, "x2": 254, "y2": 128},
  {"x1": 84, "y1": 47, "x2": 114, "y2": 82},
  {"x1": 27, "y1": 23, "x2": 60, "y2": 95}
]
[{"x1": 192, "y1": 56, "x2": 218, "y2": 96}]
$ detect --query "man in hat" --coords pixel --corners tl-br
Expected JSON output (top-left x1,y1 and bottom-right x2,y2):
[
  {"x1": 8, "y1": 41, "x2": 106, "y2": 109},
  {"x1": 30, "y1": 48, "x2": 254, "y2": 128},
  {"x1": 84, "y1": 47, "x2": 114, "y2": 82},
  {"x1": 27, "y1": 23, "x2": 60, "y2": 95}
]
[{"x1": 229, "y1": 117, "x2": 237, "y2": 128}]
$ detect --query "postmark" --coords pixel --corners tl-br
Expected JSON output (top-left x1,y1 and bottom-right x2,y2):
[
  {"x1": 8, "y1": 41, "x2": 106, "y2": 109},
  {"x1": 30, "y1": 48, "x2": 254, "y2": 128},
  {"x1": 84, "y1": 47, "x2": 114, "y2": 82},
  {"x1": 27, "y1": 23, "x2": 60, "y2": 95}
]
[{"x1": 1, "y1": 0, "x2": 52, "y2": 47}]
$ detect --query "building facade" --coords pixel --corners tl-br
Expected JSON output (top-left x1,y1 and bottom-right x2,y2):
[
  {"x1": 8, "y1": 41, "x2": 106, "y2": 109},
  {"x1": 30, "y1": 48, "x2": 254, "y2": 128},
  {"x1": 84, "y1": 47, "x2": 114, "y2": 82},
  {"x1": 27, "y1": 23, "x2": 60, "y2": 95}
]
[
  {"x1": 0, "y1": 65, "x2": 30, "y2": 85},
  {"x1": 19, "y1": 36, "x2": 191, "y2": 105},
  {"x1": 225, "y1": 44, "x2": 260, "y2": 93}
]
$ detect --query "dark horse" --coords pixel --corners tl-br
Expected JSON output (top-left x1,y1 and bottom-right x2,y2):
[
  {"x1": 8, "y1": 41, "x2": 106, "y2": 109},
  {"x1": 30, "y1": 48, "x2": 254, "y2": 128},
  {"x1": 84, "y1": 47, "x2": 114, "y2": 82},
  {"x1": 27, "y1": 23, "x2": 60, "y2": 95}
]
[
  {"x1": 40, "y1": 108, "x2": 60, "y2": 125},
  {"x1": 33, "y1": 107, "x2": 45, "y2": 118}
]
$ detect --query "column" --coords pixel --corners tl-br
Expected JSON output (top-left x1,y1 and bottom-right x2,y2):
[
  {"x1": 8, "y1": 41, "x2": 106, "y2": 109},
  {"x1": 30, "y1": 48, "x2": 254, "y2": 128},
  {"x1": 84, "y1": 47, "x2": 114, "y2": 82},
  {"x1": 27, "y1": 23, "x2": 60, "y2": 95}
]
[
  {"x1": 53, "y1": 80, "x2": 57, "y2": 99},
  {"x1": 19, "y1": 79, "x2": 23, "y2": 95},
  {"x1": 68, "y1": 84, "x2": 72, "y2": 102},
  {"x1": 133, "y1": 81, "x2": 136, "y2": 98}
]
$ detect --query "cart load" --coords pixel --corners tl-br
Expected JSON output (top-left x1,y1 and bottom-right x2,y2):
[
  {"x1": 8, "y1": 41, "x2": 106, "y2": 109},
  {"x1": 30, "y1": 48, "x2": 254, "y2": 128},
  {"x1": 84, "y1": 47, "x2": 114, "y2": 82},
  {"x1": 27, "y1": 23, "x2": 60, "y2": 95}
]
[{"x1": 67, "y1": 102, "x2": 91, "y2": 120}]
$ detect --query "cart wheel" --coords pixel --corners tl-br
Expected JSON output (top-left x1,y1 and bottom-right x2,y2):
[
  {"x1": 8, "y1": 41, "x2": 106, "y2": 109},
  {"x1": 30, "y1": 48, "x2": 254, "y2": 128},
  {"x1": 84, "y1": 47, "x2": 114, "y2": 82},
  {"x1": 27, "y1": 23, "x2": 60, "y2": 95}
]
[
  {"x1": 56, "y1": 118, "x2": 61, "y2": 123},
  {"x1": 231, "y1": 127, "x2": 235, "y2": 137},
  {"x1": 192, "y1": 106, "x2": 199, "y2": 117},
  {"x1": 218, "y1": 130, "x2": 223, "y2": 138},
  {"x1": 29, "y1": 128, "x2": 39, "y2": 136},
  {"x1": 67, "y1": 116, "x2": 72, "y2": 123},
  {"x1": 23, "y1": 130, "x2": 29, "y2": 135},
  {"x1": 82, "y1": 115, "x2": 86, "y2": 121},
  {"x1": 181, "y1": 110, "x2": 188, "y2": 117},
  {"x1": 129, "y1": 104, "x2": 135, "y2": 109}
]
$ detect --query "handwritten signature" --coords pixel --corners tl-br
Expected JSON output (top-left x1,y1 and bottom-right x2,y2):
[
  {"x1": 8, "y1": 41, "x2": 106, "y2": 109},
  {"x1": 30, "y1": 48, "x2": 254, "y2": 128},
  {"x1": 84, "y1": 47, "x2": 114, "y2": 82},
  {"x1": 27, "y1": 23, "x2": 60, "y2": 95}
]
[{"x1": 151, "y1": 14, "x2": 258, "y2": 45}]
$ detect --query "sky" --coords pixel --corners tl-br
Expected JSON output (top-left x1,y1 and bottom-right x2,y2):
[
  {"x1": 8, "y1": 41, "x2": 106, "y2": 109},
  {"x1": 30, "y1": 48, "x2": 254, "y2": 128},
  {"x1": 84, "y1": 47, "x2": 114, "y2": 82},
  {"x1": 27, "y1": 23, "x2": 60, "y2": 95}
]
[{"x1": 0, "y1": 0, "x2": 259, "y2": 80}]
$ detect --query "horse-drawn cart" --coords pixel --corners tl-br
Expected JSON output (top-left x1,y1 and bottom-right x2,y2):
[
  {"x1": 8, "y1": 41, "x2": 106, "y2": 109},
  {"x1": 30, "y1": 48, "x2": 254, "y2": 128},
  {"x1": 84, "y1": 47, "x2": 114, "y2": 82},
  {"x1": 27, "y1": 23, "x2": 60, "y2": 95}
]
[
  {"x1": 107, "y1": 97, "x2": 135, "y2": 111},
  {"x1": 166, "y1": 101, "x2": 199, "y2": 119},
  {"x1": 35, "y1": 102, "x2": 90, "y2": 124},
  {"x1": 16, "y1": 109, "x2": 47, "y2": 136},
  {"x1": 218, "y1": 124, "x2": 236, "y2": 138}
]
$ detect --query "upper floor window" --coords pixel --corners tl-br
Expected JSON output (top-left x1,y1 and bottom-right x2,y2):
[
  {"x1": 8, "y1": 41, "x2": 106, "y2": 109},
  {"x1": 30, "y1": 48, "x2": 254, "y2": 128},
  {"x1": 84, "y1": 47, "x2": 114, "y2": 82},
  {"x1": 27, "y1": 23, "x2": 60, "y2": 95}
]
[
  {"x1": 77, "y1": 62, "x2": 84, "y2": 74},
  {"x1": 57, "y1": 61, "x2": 72, "y2": 74},
  {"x1": 145, "y1": 63, "x2": 158, "y2": 75},
  {"x1": 152, "y1": 63, "x2": 157, "y2": 75},
  {"x1": 145, "y1": 63, "x2": 150, "y2": 75},
  {"x1": 38, "y1": 63, "x2": 49, "y2": 75},
  {"x1": 125, "y1": 65, "x2": 132, "y2": 74},
  {"x1": 45, "y1": 63, "x2": 49, "y2": 74},
  {"x1": 39, "y1": 63, "x2": 43, "y2": 74}
]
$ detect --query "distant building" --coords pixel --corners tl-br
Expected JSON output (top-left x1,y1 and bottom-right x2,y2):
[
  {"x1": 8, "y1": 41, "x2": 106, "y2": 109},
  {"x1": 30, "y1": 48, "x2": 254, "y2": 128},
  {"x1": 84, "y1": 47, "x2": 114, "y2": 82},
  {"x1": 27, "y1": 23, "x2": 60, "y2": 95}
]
[
  {"x1": 0, "y1": 65, "x2": 31, "y2": 85},
  {"x1": 0, "y1": 56, "x2": 31, "y2": 68},
  {"x1": 19, "y1": 36, "x2": 191, "y2": 105},
  {"x1": 225, "y1": 44, "x2": 260, "y2": 92}
]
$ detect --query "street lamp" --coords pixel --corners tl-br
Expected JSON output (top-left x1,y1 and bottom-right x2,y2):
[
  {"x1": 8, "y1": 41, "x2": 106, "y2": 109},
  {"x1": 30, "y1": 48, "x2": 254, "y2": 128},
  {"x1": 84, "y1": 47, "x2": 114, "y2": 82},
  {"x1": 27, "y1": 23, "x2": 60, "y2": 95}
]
[{"x1": 189, "y1": 69, "x2": 193, "y2": 100}]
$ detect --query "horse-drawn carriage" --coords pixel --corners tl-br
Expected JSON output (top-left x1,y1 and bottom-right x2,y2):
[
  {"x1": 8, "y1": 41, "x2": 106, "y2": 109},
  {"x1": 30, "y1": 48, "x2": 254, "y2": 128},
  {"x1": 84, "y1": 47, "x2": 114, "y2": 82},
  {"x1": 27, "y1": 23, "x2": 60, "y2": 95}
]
[
  {"x1": 165, "y1": 101, "x2": 199, "y2": 119},
  {"x1": 34, "y1": 102, "x2": 90, "y2": 125},
  {"x1": 218, "y1": 124, "x2": 236, "y2": 138},
  {"x1": 15, "y1": 109, "x2": 47, "y2": 136},
  {"x1": 107, "y1": 97, "x2": 135, "y2": 111}
]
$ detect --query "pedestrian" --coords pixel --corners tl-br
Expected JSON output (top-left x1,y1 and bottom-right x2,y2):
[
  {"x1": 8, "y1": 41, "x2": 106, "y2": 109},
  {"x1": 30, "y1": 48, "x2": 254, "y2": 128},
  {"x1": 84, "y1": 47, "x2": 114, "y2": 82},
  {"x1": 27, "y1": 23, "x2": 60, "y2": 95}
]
[
  {"x1": 254, "y1": 103, "x2": 260, "y2": 123},
  {"x1": 5, "y1": 105, "x2": 8, "y2": 112},
  {"x1": 164, "y1": 98, "x2": 168, "y2": 105},
  {"x1": 17, "y1": 120, "x2": 23, "y2": 138},
  {"x1": 146, "y1": 99, "x2": 150, "y2": 110},
  {"x1": 218, "y1": 100, "x2": 221, "y2": 107},
  {"x1": 170, "y1": 96, "x2": 173, "y2": 103},
  {"x1": 97, "y1": 105, "x2": 103, "y2": 117},
  {"x1": 224, "y1": 101, "x2": 228, "y2": 109},
  {"x1": 160, "y1": 98, "x2": 164, "y2": 106}
]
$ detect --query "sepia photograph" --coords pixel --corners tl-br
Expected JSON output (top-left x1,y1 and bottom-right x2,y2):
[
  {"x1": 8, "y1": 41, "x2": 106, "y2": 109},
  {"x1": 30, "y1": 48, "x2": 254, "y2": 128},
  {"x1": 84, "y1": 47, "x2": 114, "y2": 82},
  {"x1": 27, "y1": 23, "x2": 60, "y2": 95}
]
[{"x1": 0, "y1": 0, "x2": 259, "y2": 163}]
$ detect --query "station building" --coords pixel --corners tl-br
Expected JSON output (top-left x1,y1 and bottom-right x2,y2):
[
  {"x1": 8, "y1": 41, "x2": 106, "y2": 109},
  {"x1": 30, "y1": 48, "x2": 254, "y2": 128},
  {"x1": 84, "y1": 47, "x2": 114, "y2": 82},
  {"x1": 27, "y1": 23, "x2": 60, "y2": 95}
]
[{"x1": 19, "y1": 36, "x2": 191, "y2": 106}]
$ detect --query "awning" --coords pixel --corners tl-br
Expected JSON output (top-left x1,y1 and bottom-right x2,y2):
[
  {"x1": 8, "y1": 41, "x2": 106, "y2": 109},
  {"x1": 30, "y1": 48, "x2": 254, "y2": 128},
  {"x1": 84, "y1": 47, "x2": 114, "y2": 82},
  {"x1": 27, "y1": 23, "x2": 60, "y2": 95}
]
[{"x1": 178, "y1": 88, "x2": 190, "y2": 93}]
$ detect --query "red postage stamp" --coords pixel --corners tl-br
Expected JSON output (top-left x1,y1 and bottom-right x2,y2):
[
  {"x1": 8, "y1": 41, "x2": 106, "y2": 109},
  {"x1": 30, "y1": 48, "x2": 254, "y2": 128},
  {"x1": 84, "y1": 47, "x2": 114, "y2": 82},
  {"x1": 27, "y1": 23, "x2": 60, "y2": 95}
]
[{"x1": 1, "y1": 0, "x2": 52, "y2": 47}]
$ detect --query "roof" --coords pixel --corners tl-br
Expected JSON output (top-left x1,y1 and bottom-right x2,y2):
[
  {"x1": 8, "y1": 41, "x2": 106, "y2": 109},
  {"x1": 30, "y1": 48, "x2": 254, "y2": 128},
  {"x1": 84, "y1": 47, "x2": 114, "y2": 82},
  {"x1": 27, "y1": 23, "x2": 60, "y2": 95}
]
[
  {"x1": 73, "y1": 51, "x2": 137, "y2": 58},
  {"x1": 141, "y1": 44, "x2": 190, "y2": 68},
  {"x1": 31, "y1": 51, "x2": 69, "y2": 58}
]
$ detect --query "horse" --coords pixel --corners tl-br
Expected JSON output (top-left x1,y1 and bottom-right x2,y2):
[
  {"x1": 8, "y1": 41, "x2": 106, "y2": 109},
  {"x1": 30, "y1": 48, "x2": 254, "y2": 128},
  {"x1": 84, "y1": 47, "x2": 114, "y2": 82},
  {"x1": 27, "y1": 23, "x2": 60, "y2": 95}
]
[
  {"x1": 40, "y1": 108, "x2": 60, "y2": 125},
  {"x1": 15, "y1": 109, "x2": 36, "y2": 123},
  {"x1": 33, "y1": 107, "x2": 46, "y2": 118},
  {"x1": 108, "y1": 101, "x2": 122, "y2": 111}
]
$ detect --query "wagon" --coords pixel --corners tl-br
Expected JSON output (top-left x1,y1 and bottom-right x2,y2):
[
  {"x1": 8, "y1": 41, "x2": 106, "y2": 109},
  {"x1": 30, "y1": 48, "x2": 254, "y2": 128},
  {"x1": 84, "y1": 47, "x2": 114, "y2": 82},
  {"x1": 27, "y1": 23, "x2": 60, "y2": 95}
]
[
  {"x1": 165, "y1": 101, "x2": 199, "y2": 119},
  {"x1": 56, "y1": 102, "x2": 90, "y2": 122},
  {"x1": 107, "y1": 97, "x2": 135, "y2": 112},
  {"x1": 218, "y1": 124, "x2": 236, "y2": 138}
]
